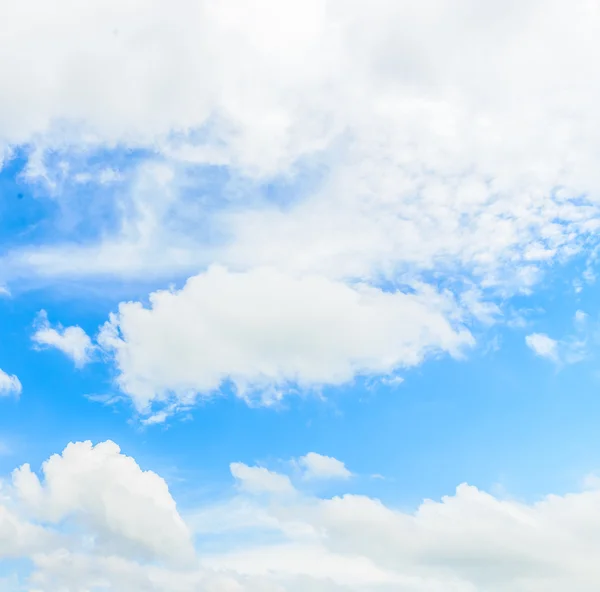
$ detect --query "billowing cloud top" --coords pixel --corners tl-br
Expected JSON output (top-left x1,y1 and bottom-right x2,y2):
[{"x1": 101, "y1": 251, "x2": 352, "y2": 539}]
[{"x1": 1, "y1": 440, "x2": 600, "y2": 591}]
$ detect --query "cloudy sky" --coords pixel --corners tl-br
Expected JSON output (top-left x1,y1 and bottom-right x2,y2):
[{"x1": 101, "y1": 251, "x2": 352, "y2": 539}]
[{"x1": 3, "y1": 0, "x2": 600, "y2": 590}]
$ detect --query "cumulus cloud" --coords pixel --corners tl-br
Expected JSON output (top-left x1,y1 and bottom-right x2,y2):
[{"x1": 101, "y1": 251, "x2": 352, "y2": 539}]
[
  {"x1": 96, "y1": 265, "x2": 472, "y2": 413},
  {"x1": 230, "y1": 463, "x2": 295, "y2": 496},
  {"x1": 32, "y1": 310, "x2": 94, "y2": 367},
  {"x1": 4, "y1": 440, "x2": 600, "y2": 590},
  {"x1": 0, "y1": 368, "x2": 21, "y2": 397},
  {"x1": 0, "y1": 505, "x2": 53, "y2": 557},
  {"x1": 11, "y1": 440, "x2": 194, "y2": 566},
  {"x1": 188, "y1": 461, "x2": 600, "y2": 592},
  {"x1": 298, "y1": 453, "x2": 352, "y2": 480}
]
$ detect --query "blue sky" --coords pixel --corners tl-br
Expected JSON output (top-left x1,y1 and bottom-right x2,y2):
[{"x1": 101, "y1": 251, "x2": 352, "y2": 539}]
[
  {"x1": 2, "y1": 250, "x2": 600, "y2": 507},
  {"x1": 4, "y1": 1, "x2": 600, "y2": 591}
]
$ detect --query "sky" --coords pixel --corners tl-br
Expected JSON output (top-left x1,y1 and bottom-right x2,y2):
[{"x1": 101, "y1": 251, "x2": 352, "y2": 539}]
[{"x1": 4, "y1": 0, "x2": 600, "y2": 590}]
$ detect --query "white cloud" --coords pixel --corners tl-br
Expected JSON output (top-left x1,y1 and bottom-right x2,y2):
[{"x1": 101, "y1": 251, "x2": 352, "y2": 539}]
[
  {"x1": 73, "y1": 167, "x2": 121, "y2": 185},
  {"x1": 32, "y1": 310, "x2": 94, "y2": 367},
  {"x1": 0, "y1": 505, "x2": 53, "y2": 558},
  {"x1": 298, "y1": 453, "x2": 352, "y2": 480},
  {"x1": 97, "y1": 265, "x2": 472, "y2": 414},
  {"x1": 11, "y1": 440, "x2": 194, "y2": 566},
  {"x1": 2, "y1": 0, "x2": 600, "y2": 297},
  {"x1": 4, "y1": 0, "x2": 600, "y2": 414},
  {"x1": 0, "y1": 369, "x2": 21, "y2": 398},
  {"x1": 230, "y1": 463, "x2": 295, "y2": 496},
  {"x1": 379, "y1": 375, "x2": 405, "y2": 388},
  {"x1": 525, "y1": 310, "x2": 594, "y2": 365},
  {"x1": 525, "y1": 333, "x2": 559, "y2": 362},
  {"x1": 192, "y1": 460, "x2": 600, "y2": 592},
  {"x1": 5, "y1": 441, "x2": 600, "y2": 590}
]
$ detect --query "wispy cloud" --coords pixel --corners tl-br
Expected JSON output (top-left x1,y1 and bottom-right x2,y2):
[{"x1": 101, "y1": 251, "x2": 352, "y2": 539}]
[{"x1": 526, "y1": 310, "x2": 591, "y2": 366}]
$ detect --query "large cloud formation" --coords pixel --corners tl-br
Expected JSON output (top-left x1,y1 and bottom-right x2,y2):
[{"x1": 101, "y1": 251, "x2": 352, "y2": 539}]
[
  {"x1": 2, "y1": 440, "x2": 600, "y2": 591},
  {"x1": 4, "y1": 0, "x2": 600, "y2": 411},
  {"x1": 97, "y1": 266, "x2": 472, "y2": 412},
  {"x1": 2, "y1": 0, "x2": 600, "y2": 277},
  {"x1": 5, "y1": 0, "x2": 600, "y2": 412}
]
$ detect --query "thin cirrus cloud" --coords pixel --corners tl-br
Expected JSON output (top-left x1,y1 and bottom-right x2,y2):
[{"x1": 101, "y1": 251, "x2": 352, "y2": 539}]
[{"x1": 3, "y1": 439, "x2": 600, "y2": 591}]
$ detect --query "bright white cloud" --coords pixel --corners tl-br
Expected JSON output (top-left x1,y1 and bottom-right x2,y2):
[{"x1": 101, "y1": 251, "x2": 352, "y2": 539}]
[
  {"x1": 0, "y1": 368, "x2": 21, "y2": 398},
  {"x1": 525, "y1": 333, "x2": 559, "y2": 362},
  {"x1": 4, "y1": 0, "x2": 600, "y2": 414},
  {"x1": 4, "y1": 441, "x2": 600, "y2": 590},
  {"x1": 32, "y1": 310, "x2": 94, "y2": 367},
  {"x1": 97, "y1": 265, "x2": 472, "y2": 413},
  {"x1": 298, "y1": 453, "x2": 352, "y2": 480},
  {"x1": 2, "y1": 0, "x2": 600, "y2": 296},
  {"x1": 11, "y1": 440, "x2": 194, "y2": 566},
  {"x1": 192, "y1": 462, "x2": 600, "y2": 592},
  {"x1": 230, "y1": 462, "x2": 295, "y2": 496}
]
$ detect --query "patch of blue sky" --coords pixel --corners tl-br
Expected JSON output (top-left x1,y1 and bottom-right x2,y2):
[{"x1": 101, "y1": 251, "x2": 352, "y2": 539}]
[
  {"x1": 0, "y1": 145, "x2": 153, "y2": 250},
  {"x1": 1, "y1": 284, "x2": 599, "y2": 527},
  {"x1": 0, "y1": 244, "x2": 592, "y2": 489},
  {"x1": 0, "y1": 149, "x2": 56, "y2": 253},
  {"x1": 3, "y1": 140, "x2": 600, "y2": 535},
  {"x1": 0, "y1": 561, "x2": 28, "y2": 591}
]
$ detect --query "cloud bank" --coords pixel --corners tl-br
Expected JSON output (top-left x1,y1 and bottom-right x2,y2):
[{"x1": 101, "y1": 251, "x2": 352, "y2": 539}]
[
  {"x1": 1, "y1": 440, "x2": 600, "y2": 591},
  {"x1": 4, "y1": 0, "x2": 600, "y2": 290}
]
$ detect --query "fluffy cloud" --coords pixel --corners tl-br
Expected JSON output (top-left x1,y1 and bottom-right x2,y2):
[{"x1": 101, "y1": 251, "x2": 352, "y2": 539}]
[
  {"x1": 12, "y1": 440, "x2": 194, "y2": 566},
  {"x1": 0, "y1": 368, "x2": 21, "y2": 398},
  {"x1": 4, "y1": 440, "x2": 600, "y2": 591},
  {"x1": 187, "y1": 464, "x2": 600, "y2": 592},
  {"x1": 525, "y1": 333, "x2": 559, "y2": 362},
  {"x1": 0, "y1": 505, "x2": 53, "y2": 557},
  {"x1": 230, "y1": 463, "x2": 295, "y2": 496},
  {"x1": 97, "y1": 265, "x2": 472, "y2": 413},
  {"x1": 32, "y1": 310, "x2": 94, "y2": 367},
  {"x1": 298, "y1": 453, "x2": 352, "y2": 480}
]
